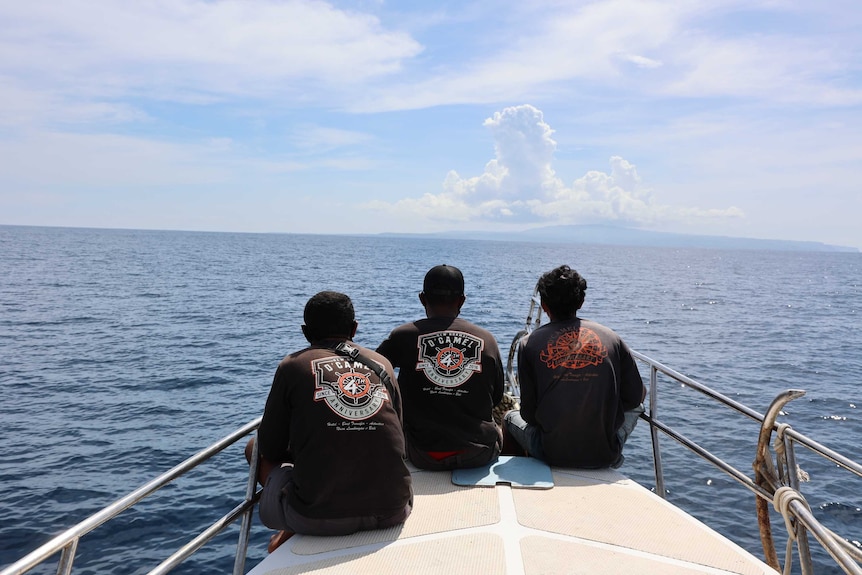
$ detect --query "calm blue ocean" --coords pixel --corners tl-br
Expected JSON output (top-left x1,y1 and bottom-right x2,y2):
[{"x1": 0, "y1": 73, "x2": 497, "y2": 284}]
[{"x1": 1, "y1": 225, "x2": 859, "y2": 574}]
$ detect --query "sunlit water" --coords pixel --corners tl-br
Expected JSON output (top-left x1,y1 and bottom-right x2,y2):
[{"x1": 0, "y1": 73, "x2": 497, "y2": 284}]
[{"x1": 1, "y1": 226, "x2": 859, "y2": 574}]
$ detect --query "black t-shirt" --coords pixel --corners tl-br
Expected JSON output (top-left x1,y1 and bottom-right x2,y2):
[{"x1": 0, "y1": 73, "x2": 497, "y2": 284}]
[
  {"x1": 377, "y1": 317, "x2": 504, "y2": 454},
  {"x1": 258, "y1": 340, "x2": 412, "y2": 519},
  {"x1": 519, "y1": 318, "x2": 644, "y2": 468}
]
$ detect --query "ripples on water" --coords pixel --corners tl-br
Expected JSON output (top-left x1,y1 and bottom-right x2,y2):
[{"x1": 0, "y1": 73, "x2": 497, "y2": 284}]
[{"x1": 0, "y1": 226, "x2": 859, "y2": 574}]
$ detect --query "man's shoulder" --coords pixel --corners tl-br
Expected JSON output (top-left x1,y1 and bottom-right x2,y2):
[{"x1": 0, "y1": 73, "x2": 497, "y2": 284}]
[
  {"x1": 448, "y1": 319, "x2": 502, "y2": 355},
  {"x1": 528, "y1": 321, "x2": 562, "y2": 339},
  {"x1": 521, "y1": 325, "x2": 548, "y2": 351},
  {"x1": 286, "y1": 343, "x2": 395, "y2": 373},
  {"x1": 449, "y1": 317, "x2": 496, "y2": 339},
  {"x1": 387, "y1": 320, "x2": 423, "y2": 337},
  {"x1": 352, "y1": 343, "x2": 394, "y2": 368},
  {"x1": 579, "y1": 318, "x2": 621, "y2": 339},
  {"x1": 525, "y1": 319, "x2": 611, "y2": 344},
  {"x1": 533, "y1": 317, "x2": 614, "y2": 334},
  {"x1": 273, "y1": 347, "x2": 317, "y2": 386},
  {"x1": 279, "y1": 345, "x2": 314, "y2": 364}
]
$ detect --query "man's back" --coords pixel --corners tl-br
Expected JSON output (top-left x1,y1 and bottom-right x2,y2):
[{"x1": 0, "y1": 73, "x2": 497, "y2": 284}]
[
  {"x1": 259, "y1": 342, "x2": 412, "y2": 518},
  {"x1": 518, "y1": 318, "x2": 643, "y2": 468},
  {"x1": 377, "y1": 316, "x2": 504, "y2": 467}
]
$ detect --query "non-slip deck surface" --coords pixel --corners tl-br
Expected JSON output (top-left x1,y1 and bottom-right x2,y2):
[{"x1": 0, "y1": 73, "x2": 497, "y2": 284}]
[
  {"x1": 514, "y1": 469, "x2": 766, "y2": 575},
  {"x1": 263, "y1": 534, "x2": 507, "y2": 575},
  {"x1": 248, "y1": 458, "x2": 779, "y2": 575},
  {"x1": 289, "y1": 470, "x2": 499, "y2": 555}
]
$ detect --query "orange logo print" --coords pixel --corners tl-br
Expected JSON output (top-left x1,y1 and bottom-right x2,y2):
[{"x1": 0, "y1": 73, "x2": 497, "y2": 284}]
[
  {"x1": 313, "y1": 357, "x2": 389, "y2": 421},
  {"x1": 540, "y1": 327, "x2": 608, "y2": 369},
  {"x1": 416, "y1": 330, "x2": 483, "y2": 388}
]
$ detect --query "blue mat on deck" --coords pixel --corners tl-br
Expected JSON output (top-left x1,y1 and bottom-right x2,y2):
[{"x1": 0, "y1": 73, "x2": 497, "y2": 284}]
[{"x1": 451, "y1": 456, "x2": 554, "y2": 489}]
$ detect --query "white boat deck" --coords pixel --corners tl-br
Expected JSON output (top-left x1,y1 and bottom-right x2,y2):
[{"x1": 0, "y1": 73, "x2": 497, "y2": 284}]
[{"x1": 248, "y1": 457, "x2": 778, "y2": 575}]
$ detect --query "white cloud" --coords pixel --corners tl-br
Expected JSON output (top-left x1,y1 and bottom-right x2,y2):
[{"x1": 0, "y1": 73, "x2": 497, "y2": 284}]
[
  {"x1": 0, "y1": 79, "x2": 149, "y2": 129},
  {"x1": 368, "y1": 104, "x2": 744, "y2": 229},
  {"x1": 662, "y1": 34, "x2": 862, "y2": 105},
  {"x1": 480, "y1": 107, "x2": 557, "y2": 199},
  {"x1": 0, "y1": 131, "x2": 232, "y2": 187},
  {"x1": 0, "y1": 0, "x2": 422, "y2": 105},
  {"x1": 617, "y1": 53, "x2": 663, "y2": 69},
  {"x1": 4, "y1": 1, "x2": 859, "y2": 117},
  {"x1": 1, "y1": 1, "x2": 859, "y2": 246},
  {"x1": 347, "y1": 1, "x2": 862, "y2": 112},
  {"x1": 0, "y1": 129, "x2": 380, "y2": 191},
  {"x1": 291, "y1": 126, "x2": 374, "y2": 152}
]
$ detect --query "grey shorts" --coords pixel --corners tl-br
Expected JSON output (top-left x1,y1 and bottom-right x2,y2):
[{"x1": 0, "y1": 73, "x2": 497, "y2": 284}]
[{"x1": 259, "y1": 465, "x2": 412, "y2": 536}]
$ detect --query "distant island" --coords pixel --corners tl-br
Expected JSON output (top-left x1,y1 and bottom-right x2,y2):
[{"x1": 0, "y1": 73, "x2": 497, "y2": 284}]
[{"x1": 381, "y1": 224, "x2": 859, "y2": 253}]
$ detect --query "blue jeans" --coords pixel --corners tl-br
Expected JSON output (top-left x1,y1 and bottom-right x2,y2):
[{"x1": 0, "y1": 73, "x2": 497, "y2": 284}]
[{"x1": 503, "y1": 403, "x2": 644, "y2": 468}]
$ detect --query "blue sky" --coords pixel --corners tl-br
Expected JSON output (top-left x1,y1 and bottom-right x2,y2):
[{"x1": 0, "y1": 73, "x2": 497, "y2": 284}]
[{"x1": 1, "y1": 1, "x2": 860, "y2": 248}]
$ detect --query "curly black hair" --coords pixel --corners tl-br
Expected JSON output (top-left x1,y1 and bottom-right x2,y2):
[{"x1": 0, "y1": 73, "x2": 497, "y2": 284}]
[
  {"x1": 537, "y1": 265, "x2": 587, "y2": 320},
  {"x1": 303, "y1": 291, "x2": 355, "y2": 340}
]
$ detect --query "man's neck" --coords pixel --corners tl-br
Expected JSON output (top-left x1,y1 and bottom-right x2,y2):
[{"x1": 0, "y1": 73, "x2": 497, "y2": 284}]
[
  {"x1": 310, "y1": 336, "x2": 350, "y2": 346},
  {"x1": 425, "y1": 303, "x2": 461, "y2": 318}
]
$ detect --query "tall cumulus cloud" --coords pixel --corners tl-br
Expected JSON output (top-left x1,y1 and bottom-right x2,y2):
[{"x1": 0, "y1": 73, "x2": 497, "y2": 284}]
[{"x1": 369, "y1": 104, "x2": 743, "y2": 227}]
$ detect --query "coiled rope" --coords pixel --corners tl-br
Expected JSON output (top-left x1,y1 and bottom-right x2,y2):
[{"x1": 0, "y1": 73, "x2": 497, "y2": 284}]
[{"x1": 773, "y1": 486, "x2": 810, "y2": 575}]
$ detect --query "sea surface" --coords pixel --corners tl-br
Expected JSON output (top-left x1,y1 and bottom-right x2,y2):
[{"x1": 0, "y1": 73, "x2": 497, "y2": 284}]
[{"x1": 1, "y1": 225, "x2": 859, "y2": 574}]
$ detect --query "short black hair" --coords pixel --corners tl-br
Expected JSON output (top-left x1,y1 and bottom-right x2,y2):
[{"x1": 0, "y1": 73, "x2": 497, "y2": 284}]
[
  {"x1": 537, "y1": 265, "x2": 587, "y2": 320},
  {"x1": 303, "y1": 291, "x2": 355, "y2": 340}
]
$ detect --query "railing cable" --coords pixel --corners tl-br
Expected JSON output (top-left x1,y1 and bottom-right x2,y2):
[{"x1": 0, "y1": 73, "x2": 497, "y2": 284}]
[{"x1": 0, "y1": 417, "x2": 262, "y2": 575}]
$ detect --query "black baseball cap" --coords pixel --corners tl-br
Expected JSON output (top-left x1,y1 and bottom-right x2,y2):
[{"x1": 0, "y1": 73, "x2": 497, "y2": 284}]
[{"x1": 423, "y1": 264, "x2": 464, "y2": 296}]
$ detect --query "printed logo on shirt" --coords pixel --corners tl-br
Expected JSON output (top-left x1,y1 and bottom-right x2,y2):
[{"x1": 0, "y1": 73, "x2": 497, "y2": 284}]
[
  {"x1": 540, "y1": 327, "x2": 608, "y2": 369},
  {"x1": 416, "y1": 330, "x2": 484, "y2": 388},
  {"x1": 312, "y1": 356, "x2": 390, "y2": 421}
]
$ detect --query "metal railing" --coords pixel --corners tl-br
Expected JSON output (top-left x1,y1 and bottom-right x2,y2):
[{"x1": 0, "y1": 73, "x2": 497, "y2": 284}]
[
  {"x1": 0, "y1": 417, "x2": 263, "y2": 575},
  {"x1": 5, "y1": 340, "x2": 861, "y2": 575},
  {"x1": 503, "y1": 281, "x2": 861, "y2": 575},
  {"x1": 632, "y1": 350, "x2": 862, "y2": 575},
  {"x1": 506, "y1": 276, "x2": 862, "y2": 575}
]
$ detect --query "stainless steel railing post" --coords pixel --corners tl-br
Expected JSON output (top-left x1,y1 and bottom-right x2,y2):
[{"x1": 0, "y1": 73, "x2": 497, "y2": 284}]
[
  {"x1": 233, "y1": 432, "x2": 261, "y2": 575},
  {"x1": 56, "y1": 539, "x2": 77, "y2": 575},
  {"x1": 648, "y1": 364, "x2": 665, "y2": 498},
  {"x1": 783, "y1": 436, "x2": 813, "y2": 575}
]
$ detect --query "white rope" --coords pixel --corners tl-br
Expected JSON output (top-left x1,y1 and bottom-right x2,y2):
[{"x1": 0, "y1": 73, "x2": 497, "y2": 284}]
[
  {"x1": 782, "y1": 537, "x2": 794, "y2": 575},
  {"x1": 773, "y1": 486, "x2": 810, "y2": 575},
  {"x1": 773, "y1": 423, "x2": 791, "y2": 458},
  {"x1": 774, "y1": 486, "x2": 809, "y2": 539}
]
